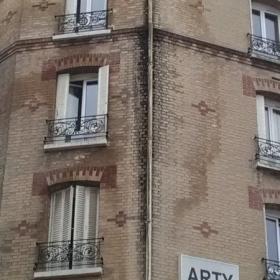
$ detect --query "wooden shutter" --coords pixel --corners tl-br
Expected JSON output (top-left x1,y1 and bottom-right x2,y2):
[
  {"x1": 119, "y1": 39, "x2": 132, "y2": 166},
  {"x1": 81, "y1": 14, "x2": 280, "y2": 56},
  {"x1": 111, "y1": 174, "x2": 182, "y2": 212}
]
[
  {"x1": 97, "y1": 65, "x2": 109, "y2": 116},
  {"x1": 74, "y1": 185, "x2": 87, "y2": 240},
  {"x1": 65, "y1": 0, "x2": 77, "y2": 14},
  {"x1": 85, "y1": 187, "x2": 98, "y2": 239},
  {"x1": 56, "y1": 74, "x2": 70, "y2": 120},
  {"x1": 49, "y1": 187, "x2": 73, "y2": 242}
]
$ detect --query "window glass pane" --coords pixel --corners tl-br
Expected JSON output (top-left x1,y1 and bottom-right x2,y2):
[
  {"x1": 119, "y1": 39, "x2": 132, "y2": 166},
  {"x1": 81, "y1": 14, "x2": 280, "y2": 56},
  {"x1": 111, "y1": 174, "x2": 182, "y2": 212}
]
[
  {"x1": 265, "y1": 13, "x2": 279, "y2": 41},
  {"x1": 85, "y1": 81, "x2": 98, "y2": 116},
  {"x1": 80, "y1": 0, "x2": 88, "y2": 13},
  {"x1": 67, "y1": 81, "x2": 83, "y2": 118},
  {"x1": 265, "y1": 107, "x2": 271, "y2": 140},
  {"x1": 92, "y1": 0, "x2": 106, "y2": 10},
  {"x1": 266, "y1": 218, "x2": 279, "y2": 261},
  {"x1": 252, "y1": 10, "x2": 262, "y2": 37},
  {"x1": 272, "y1": 109, "x2": 280, "y2": 142}
]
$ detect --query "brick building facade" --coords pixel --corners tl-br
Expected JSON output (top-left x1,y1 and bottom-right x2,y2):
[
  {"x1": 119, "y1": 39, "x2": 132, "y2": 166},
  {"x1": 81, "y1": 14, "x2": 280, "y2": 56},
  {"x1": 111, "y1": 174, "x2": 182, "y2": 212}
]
[{"x1": 1, "y1": 0, "x2": 280, "y2": 280}]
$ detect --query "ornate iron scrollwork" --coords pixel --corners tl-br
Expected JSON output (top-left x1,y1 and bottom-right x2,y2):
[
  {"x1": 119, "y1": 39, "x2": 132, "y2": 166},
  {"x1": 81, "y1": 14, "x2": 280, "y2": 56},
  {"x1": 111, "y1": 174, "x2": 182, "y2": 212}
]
[
  {"x1": 55, "y1": 10, "x2": 109, "y2": 34},
  {"x1": 255, "y1": 137, "x2": 280, "y2": 162},
  {"x1": 34, "y1": 238, "x2": 104, "y2": 272},
  {"x1": 263, "y1": 259, "x2": 280, "y2": 280},
  {"x1": 44, "y1": 115, "x2": 107, "y2": 144},
  {"x1": 248, "y1": 34, "x2": 280, "y2": 58}
]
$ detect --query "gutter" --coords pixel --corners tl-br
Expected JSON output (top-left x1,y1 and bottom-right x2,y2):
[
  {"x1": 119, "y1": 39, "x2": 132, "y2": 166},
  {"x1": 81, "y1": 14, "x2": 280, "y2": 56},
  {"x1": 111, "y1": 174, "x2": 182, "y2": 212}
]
[{"x1": 146, "y1": 0, "x2": 153, "y2": 279}]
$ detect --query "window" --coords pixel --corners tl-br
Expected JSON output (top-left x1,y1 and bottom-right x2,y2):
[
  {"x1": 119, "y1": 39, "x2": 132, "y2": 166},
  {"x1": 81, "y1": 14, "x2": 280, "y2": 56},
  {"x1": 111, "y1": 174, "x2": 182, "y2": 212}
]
[
  {"x1": 65, "y1": 0, "x2": 107, "y2": 14},
  {"x1": 266, "y1": 210, "x2": 280, "y2": 261},
  {"x1": 44, "y1": 66, "x2": 109, "y2": 150},
  {"x1": 34, "y1": 184, "x2": 103, "y2": 277},
  {"x1": 252, "y1": 9, "x2": 279, "y2": 41},
  {"x1": 250, "y1": 3, "x2": 280, "y2": 57},
  {"x1": 256, "y1": 95, "x2": 280, "y2": 167}
]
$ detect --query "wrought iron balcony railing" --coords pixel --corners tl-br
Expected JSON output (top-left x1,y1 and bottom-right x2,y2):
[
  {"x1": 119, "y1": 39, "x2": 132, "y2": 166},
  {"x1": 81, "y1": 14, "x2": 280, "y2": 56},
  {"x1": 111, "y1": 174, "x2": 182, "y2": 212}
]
[
  {"x1": 263, "y1": 258, "x2": 280, "y2": 280},
  {"x1": 255, "y1": 137, "x2": 280, "y2": 162},
  {"x1": 248, "y1": 34, "x2": 280, "y2": 58},
  {"x1": 44, "y1": 114, "x2": 107, "y2": 144},
  {"x1": 55, "y1": 10, "x2": 110, "y2": 35},
  {"x1": 34, "y1": 238, "x2": 104, "y2": 272}
]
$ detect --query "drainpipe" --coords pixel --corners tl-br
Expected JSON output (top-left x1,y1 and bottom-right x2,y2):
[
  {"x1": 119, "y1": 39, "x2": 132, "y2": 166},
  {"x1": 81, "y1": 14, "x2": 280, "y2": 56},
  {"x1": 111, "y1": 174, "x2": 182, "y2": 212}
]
[{"x1": 146, "y1": 0, "x2": 153, "y2": 279}]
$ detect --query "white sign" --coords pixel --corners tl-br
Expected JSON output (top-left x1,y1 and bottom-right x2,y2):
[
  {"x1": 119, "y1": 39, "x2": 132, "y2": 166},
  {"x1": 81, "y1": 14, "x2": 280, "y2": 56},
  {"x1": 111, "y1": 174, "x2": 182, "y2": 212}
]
[{"x1": 179, "y1": 255, "x2": 239, "y2": 280}]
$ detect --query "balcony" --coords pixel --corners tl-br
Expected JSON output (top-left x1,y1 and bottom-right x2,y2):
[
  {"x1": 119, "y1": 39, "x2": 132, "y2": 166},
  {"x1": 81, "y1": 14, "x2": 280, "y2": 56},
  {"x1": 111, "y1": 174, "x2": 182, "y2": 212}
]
[
  {"x1": 53, "y1": 10, "x2": 111, "y2": 40},
  {"x1": 255, "y1": 137, "x2": 280, "y2": 171},
  {"x1": 248, "y1": 34, "x2": 280, "y2": 60},
  {"x1": 263, "y1": 258, "x2": 280, "y2": 280},
  {"x1": 34, "y1": 238, "x2": 103, "y2": 279},
  {"x1": 44, "y1": 114, "x2": 108, "y2": 151}
]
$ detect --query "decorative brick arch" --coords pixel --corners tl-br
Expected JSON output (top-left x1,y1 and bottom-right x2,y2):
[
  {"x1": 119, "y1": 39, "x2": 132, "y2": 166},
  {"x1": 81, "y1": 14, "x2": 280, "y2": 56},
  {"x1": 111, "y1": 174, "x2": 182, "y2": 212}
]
[
  {"x1": 32, "y1": 165, "x2": 117, "y2": 196},
  {"x1": 41, "y1": 53, "x2": 120, "y2": 80},
  {"x1": 243, "y1": 75, "x2": 280, "y2": 97},
  {"x1": 248, "y1": 186, "x2": 280, "y2": 210}
]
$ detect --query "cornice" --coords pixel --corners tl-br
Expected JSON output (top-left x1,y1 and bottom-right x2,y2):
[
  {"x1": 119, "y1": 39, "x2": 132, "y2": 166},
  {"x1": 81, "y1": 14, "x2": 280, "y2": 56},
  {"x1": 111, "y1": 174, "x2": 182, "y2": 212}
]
[
  {"x1": 0, "y1": 27, "x2": 147, "y2": 63},
  {"x1": 154, "y1": 28, "x2": 280, "y2": 74},
  {"x1": 1, "y1": 26, "x2": 280, "y2": 74}
]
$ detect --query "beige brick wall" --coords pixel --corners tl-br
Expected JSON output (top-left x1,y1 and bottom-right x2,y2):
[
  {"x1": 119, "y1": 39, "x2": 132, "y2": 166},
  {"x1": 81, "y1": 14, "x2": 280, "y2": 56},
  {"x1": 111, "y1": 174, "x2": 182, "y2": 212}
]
[
  {"x1": 0, "y1": 32, "x2": 147, "y2": 280},
  {"x1": 154, "y1": 0, "x2": 252, "y2": 52},
  {"x1": 153, "y1": 32, "x2": 280, "y2": 280}
]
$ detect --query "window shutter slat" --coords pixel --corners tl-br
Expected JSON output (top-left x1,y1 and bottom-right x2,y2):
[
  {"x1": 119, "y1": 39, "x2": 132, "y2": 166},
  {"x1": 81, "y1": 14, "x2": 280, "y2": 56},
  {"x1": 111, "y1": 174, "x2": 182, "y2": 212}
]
[
  {"x1": 97, "y1": 65, "x2": 109, "y2": 116},
  {"x1": 56, "y1": 74, "x2": 70, "y2": 119},
  {"x1": 86, "y1": 187, "x2": 98, "y2": 239},
  {"x1": 74, "y1": 185, "x2": 86, "y2": 240}
]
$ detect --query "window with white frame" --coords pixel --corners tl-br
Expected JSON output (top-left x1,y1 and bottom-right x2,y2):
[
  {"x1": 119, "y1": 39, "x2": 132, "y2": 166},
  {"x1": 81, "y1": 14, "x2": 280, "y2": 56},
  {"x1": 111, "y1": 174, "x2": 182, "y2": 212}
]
[
  {"x1": 266, "y1": 209, "x2": 280, "y2": 261},
  {"x1": 256, "y1": 95, "x2": 280, "y2": 142},
  {"x1": 256, "y1": 95, "x2": 280, "y2": 165},
  {"x1": 48, "y1": 184, "x2": 99, "y2": 269},
  {"x1": 56, "y1": 66, "x2": 109, "y2": 120},
  {"x1": 65, "y1": 0, "x2": 107, "y2": 15},
  {"x1": 252, "y1": 3, "x2": 280, "y2": 41},
  {"x1": 44, "y1": 66, "x2": 109, "y2": 146}
]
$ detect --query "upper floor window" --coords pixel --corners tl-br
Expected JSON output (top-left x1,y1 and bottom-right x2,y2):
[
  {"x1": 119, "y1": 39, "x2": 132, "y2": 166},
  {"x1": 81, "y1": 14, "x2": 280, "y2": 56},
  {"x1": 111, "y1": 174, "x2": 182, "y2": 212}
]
[
  {"x1": 34, "y1": 184, "x2": 103, "y2": 278},
  {"x1": 54, "y1": 0, "x2": 110, "y2": 38},
  {"x1": 263, "y1": 208, "x2": 280, "y2": 279},
  {"x1": 255, "y1": 95, "x2": 280, "y2": 168},
  {"x1": 44, "y1": 66, "x2": 109, "y2": 150},
  {"x1": 250, "y1": 2, "x2": 280, "y2": 58}
]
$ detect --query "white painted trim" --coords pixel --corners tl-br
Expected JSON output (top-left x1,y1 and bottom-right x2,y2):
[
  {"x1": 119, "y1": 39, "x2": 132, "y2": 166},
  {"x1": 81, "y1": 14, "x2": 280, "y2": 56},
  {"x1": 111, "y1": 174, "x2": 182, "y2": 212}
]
[
  {"x1": 34, "y1": 267, "x2": 103, "y2": 279},
  {"x1": 44, "y1": 137, "x2": 107, "y2": 151},
  {"x1": 256, "y1": 95, "x2": 266, "y2": 139},
  {"x1": 52, "y1": 29, "x2": 111, "y2": 41},
  {"x1": 256, "y1": 160, "x2": 280, "y2": 171}
]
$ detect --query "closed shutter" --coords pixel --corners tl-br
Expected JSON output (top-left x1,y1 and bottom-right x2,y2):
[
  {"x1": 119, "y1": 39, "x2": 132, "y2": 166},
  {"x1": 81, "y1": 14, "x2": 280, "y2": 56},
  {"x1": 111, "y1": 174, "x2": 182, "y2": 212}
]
[
  {"x1": 56, "y1": 74, "x2": 70, "y2": 120},
  {"x1": 49, "y1": 187, "x2": 73, "y2": 270},
  {"x1": 97, "y1": 65, "x2": 109, "y2": 116},
  {"x1": 65, "y1": 0, "x2": 77, "y2": 14},
  {"x1": 49, "y1": 187, "x2": 73, "y2": 242},
  {"x1": 73, "y1": 185, "x2": 86, "y2": 240},
  {"x1": 85, "y1": 187, "x2": 98, "y2": 239}
]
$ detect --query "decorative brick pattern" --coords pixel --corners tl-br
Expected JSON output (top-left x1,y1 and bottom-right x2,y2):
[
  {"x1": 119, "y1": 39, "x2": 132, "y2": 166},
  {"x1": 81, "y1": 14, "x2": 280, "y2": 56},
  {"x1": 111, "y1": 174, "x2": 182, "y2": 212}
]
[
  {"x1": 1, "y1": 11, "x2": 17, "y2": 24},
  {"x1": 23, "y1": 97, "x2": 47, "y2": 112},
  {"x1": 193, "y1": 222, "x2": 218, "y2": 238},
  {"x1": 11, "y1": 220, "x2": 38, "y2": 238},
  {"x1": 189, "y1": 0, "x2": 210, "y2": 13},
  {"x1": 191, "y1": 100, "x2": 215, "y2": 116},
  {"x1": 32, "y1": 0, "x2": 56, "y2": 11},
  {"x1": 243, "y1": 75, "x2": 280, "y2": 98},
  {"x1": 32, "y1": 165, "x2": 117, "y2": 195},
  {"x1": 107, "y1": 211, "x2": 138, "y2": 227},
  {"x1": 248, "y1": 186, "x2": 280, "y2": 210},
  {"x1": 41, "y1": 53, "x2": 120, "y2": 80}
]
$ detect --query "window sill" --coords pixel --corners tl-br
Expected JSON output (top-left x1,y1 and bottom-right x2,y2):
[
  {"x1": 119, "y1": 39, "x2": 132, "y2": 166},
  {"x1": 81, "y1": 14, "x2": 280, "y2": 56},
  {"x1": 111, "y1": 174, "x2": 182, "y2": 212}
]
[
  {"x1": 256, "y1": 159, "x2": 280, "y2": 172},
  {"x1": 52, "y1": 29, "x2": 111, "y2": 41},
  {"x1": 44, "y1": 137, "x2": 107, "y2": 151},
  {"x1": 33, "y1": 267, "x2": 102, "y2": 279},
  {"x1": 250, "y1": 51, "x2": 280, "y2": 64}
]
